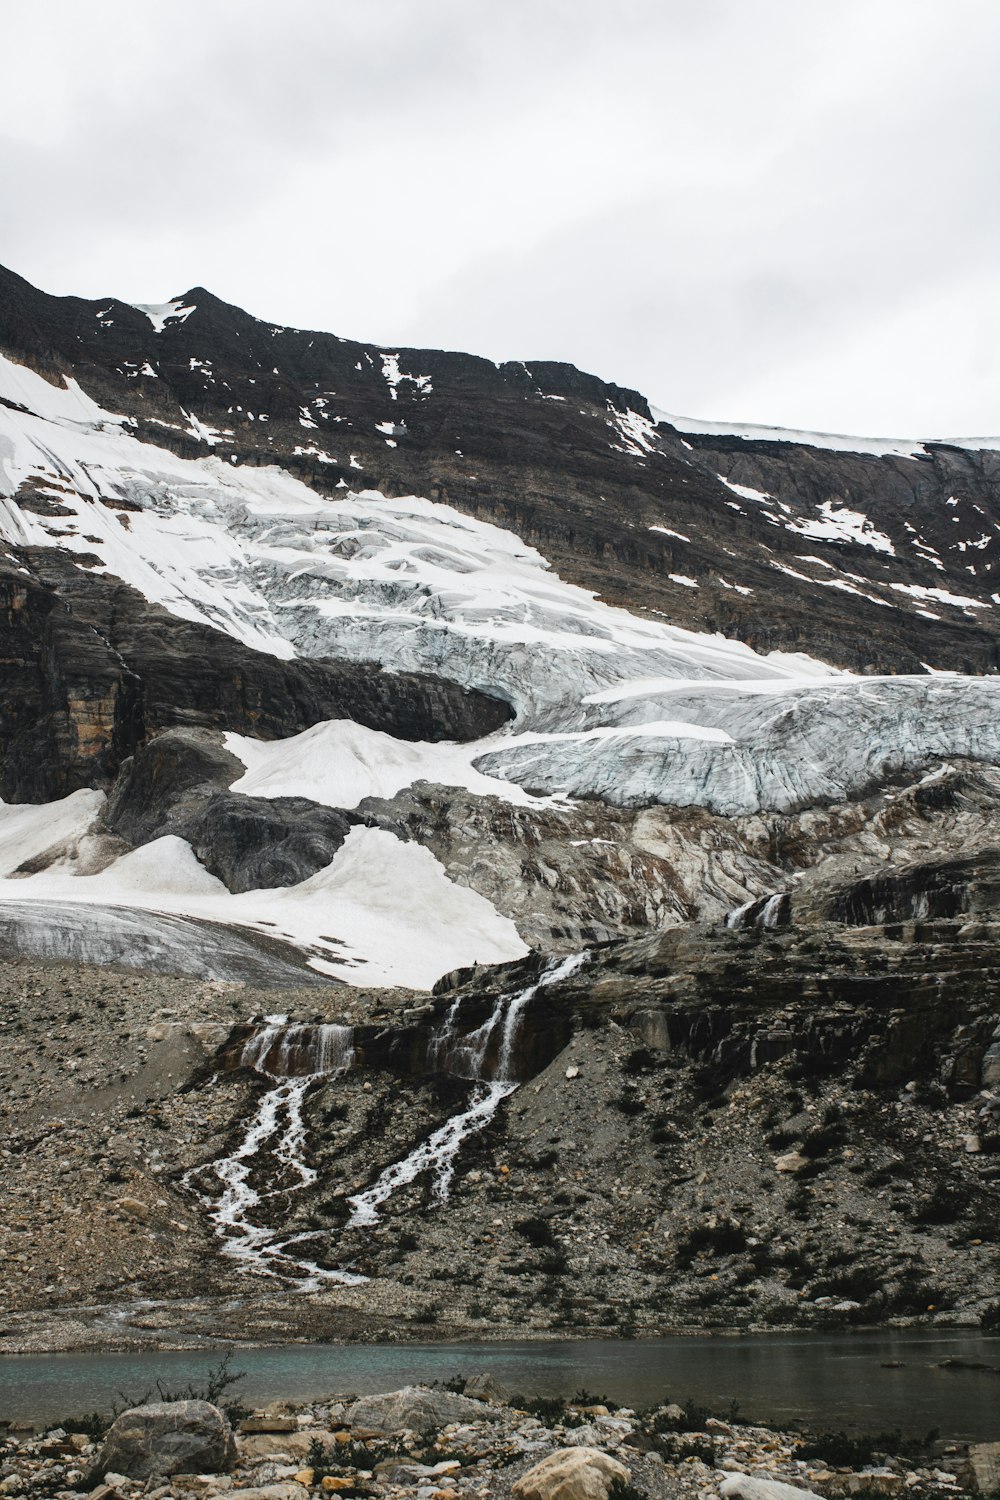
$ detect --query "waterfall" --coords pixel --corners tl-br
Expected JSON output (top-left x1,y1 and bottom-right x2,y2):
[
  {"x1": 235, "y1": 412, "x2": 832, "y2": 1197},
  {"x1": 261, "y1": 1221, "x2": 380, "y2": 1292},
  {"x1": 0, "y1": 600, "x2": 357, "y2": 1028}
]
[
  {"x1": 185, "y1": 1016, "x2": 359, "y2": 1288},
  {"x1": 189, "y1": 951, "x2": 590, "y2": 1279},
  {"x1": 761, "y1": 892, "x2": 790, "y2": 929},
  {"x1": 347, "y1": 949, "x2": 589, "y2": 1226},
  {"x1": 241, "y1": 1020, "x2": 355, "y2": 1077},
  {"x1": 431, "y1": 949, "x2": 589, "y2": 1083},
  {"x1": 725, "y1": 898, "x2": 757, "y2": 931},
  {"x1": 726, "y1": 893, "x2": 790, "y2": 931}
]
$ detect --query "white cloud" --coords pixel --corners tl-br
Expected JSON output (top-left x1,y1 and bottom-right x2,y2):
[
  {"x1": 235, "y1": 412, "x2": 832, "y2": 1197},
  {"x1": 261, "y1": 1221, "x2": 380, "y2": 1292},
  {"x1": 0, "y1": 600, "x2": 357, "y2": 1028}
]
[{"x1": 1, "y1": 0, "x2": 998, "y2": 435}]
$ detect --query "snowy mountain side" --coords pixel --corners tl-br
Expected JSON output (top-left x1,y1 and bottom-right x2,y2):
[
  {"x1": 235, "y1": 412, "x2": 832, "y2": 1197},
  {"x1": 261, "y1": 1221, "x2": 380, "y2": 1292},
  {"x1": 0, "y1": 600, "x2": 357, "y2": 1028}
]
[
  {"x1": 4, "y1": 260, "x2": 1000, "y2": 678},
  {"x1": 2, "y1": 265, "x2": 1000, "y2": 1344},
  {"x1": 4, "y1": 280, "x2": 1000, "y2": 983}
]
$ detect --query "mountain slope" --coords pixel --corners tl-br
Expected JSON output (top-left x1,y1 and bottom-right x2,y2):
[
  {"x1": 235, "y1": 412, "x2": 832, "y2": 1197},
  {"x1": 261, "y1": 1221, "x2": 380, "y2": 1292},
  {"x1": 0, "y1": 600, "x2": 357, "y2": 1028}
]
[
  {"x1": 4, "y1": 260, "x2": 1000, "y2": 677},
  {"x1": 1, "y1": 265, "x2": 1000, "y2": 1343}
]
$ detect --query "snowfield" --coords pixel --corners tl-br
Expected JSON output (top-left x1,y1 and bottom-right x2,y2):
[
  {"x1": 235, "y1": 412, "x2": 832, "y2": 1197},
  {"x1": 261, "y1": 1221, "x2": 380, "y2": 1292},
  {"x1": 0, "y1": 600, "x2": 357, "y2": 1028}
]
[{"x1": 0, "y1": 798, "x2": 527, "y2": 989}]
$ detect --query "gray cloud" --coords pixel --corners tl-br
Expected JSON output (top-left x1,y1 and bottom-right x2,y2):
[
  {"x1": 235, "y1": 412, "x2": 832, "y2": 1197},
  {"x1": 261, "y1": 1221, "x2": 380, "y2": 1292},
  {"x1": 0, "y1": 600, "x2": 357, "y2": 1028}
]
[{"x1": 1, "y1": 0, "x2": 998, "y2": 435}]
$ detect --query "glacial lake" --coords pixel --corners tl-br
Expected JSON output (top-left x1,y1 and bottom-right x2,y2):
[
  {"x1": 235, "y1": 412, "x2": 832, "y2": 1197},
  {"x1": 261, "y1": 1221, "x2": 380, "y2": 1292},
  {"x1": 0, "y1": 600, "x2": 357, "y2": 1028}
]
[{"x1": 1, "y1": 1332, "x2": 998, "y2": 1438}]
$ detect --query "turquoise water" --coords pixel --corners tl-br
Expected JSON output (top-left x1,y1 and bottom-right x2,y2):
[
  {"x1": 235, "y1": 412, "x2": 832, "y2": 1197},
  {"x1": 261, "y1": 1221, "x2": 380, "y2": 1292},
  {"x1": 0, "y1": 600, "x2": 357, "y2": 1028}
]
[{"x1": 1, "y1": 1331, "x2": 998, "y2": 1437}]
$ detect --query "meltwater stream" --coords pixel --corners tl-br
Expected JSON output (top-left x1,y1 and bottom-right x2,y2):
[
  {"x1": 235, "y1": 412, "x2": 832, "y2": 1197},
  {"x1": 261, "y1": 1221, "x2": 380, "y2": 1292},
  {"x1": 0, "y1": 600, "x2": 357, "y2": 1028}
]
[
  {"x1": 188, "y1": 955, "x2": 588, "y2": 1285},
  {"x1": 347, "y1": 951, "x2": 590, "y2": 1226},
  {"x1": 184, "y1": 1018, "x2": 363, "y2": 1289}
]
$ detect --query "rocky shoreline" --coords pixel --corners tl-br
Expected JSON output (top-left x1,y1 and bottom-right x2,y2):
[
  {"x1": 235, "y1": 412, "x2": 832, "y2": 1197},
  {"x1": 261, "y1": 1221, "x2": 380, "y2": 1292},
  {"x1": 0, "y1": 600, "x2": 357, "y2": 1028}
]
[
  {"x1": 0, "y1": 1311, "x2": 995, "y2": 1362},
  {"x1": 2, "y1": 1376, "x2": 998, "y2": 1500}
]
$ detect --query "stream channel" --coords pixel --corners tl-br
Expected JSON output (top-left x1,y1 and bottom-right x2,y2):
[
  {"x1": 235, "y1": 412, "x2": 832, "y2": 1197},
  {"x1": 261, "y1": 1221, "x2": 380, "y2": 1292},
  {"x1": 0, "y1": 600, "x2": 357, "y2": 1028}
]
[{"x1": 1, "y1": 1332, "x2": 998, "y2": 1438}]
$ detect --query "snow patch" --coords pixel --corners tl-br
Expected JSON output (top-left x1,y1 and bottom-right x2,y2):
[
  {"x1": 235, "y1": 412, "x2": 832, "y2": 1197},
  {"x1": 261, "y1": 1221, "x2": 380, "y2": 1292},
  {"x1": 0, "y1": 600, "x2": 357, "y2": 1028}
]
[
  {"x1": 131, "y1": 299, "x2": 196, "y2": 333},
  {"x1": 226, "y1": 720, "x2": 549, "y2": 810},
  {"x1": 785, "y1": 502, "x2": 895, "y2": 554},
  {"x1": 0, "y1": 825, "x2": 527, "y2": 990}
]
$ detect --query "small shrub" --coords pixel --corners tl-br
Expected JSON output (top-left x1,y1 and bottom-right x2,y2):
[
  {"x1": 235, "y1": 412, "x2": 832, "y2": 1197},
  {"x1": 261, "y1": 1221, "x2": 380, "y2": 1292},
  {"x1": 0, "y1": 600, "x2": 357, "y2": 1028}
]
[
  {"x1": 116, "y1": 1351, "x2": 247, "y2": 1414},
  {"x1": 573, "y1": 1387, "x2": 616, "y2": 1408},
  {"x1": 532, "y1": 1148, "x2": 559, "y2": 1168},
  {"x1": 515, "y1": 1215, "x2": 556, "y2": 1247},
  {"x1": 653, "y1": 1396, "x2": 711, "y2": 1433},
  {"x1": 653, "y1": 1432, "x2": 717, "y2": 1465},
  {"x1": 59, "y1": 1411, "x2": 106, "y2": 1441},
  {"x1": 801, "y1": 1122, "x2": 847, "y2": 1158},
  {"x1": 608, "y1": 1481, "x2": 648, "y2": 1500},
  {"x1": 911, "y1": 1182, "x2": 966, "y2": 1224},
  {"x1": 675, "y1": 1220, "x2": 747, "y2": 1267},
  {"x1": 509, "y1": 1393, "x2": 567, "y2": 1424},
  {"x1": 796, "y1": 1430, "x2": 914, "y2": 1466}
]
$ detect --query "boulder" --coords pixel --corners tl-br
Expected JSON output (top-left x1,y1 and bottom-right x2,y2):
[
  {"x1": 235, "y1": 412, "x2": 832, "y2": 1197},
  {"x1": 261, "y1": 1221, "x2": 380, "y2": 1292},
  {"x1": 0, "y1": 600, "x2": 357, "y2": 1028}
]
[
  {"x1": 207, "y1": 1489, "x2": 306, "y2": 1500},
  {"x1": 512, "y1": 1447, "x2": 630, "y2": 1500},
  {"x1": 89, "y1": 1401, "x2": 236, "y2": 1481},
  {"x1": 462, "y1": 1372, "x2": 510, "y2": 1404},
  {"x1": 720, "y1": 1475, "x2": 821, "y2": 1500},
  {"x1": 966, "y1": 1442, "x2": 1000, "y2": 1493},
  {"x1": 345, "y1": 1385, "x2": 496, "y2": 1433},
  {"x1": 237, "y1": 1431, "x2": 330, "y2": 1460}
]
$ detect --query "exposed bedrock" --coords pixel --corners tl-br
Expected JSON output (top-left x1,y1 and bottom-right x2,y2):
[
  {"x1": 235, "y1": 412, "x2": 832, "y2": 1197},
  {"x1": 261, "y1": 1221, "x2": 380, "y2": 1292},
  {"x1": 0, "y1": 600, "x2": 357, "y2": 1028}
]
[
  {"x1": 818, "y1": 851, "x2": 1000, "y2": 927},
  {"x1": 106, "y1": 735, "x2": 363, "y2": 892},
  {"x1": 575, "y1": 918, "x2": 1000, "y2": 1096},
  {"x1": 0, "y1": 550, "x2": 512, "y2": 801}
]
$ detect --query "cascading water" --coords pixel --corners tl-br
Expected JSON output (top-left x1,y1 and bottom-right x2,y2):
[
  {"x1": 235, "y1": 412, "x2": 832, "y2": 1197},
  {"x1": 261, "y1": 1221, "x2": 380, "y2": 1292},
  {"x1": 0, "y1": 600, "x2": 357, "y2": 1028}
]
[
  {"x1": 188, "y1": 954, "x2": 588, "y2": 1282},
  {"x1": 725, "y1": 892, "x2": 790, "y2": 931},
  {"x1": 761, "y1": 892, "x2": 790, "y2": 929},
  {"x1": 725, "y1": 898, "x2": 757, "y2": 931},
  {"x1": 184, "y1": 1015, "x2": 362, "y2": 1288},
  {"x1": 347, "y1": 950, "x2": 589, "y2": 1226}
]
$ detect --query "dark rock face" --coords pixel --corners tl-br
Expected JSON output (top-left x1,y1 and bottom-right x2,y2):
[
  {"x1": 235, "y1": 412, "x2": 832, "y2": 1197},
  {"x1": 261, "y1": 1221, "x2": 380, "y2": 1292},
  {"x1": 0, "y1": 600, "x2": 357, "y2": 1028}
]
[
  {"x1": 104, "y1": 729, "x2": 417, "y2": 892},
  {"x1": 5, "y1": 259, "x2": 1000, "y2": 677},
  {"x1": 173, "y1": 794, "x2": 361, "y2": 894},
  {"x1": 104, "y1": 729, "x2": 246, "y2": 844},
  {"x1": 826, "y1": 852, "x2": 1000, "y2": 926},
  {"x1": 0, "y1": 549, "x2": 511, "y2": 801},
  {"x1": 89, "y1": 1400, "x2": 235, "y2": 1480},
  {"x1": 579, "y1": 918, "x2": 1000, "y2": 1097}
]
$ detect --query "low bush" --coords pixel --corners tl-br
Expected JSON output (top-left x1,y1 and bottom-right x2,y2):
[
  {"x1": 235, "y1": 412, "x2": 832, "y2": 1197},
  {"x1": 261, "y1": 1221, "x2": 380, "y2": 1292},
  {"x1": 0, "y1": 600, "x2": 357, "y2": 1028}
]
[{"x1": 514, "y1": 1215, "x2": 556, "y2": 1247}]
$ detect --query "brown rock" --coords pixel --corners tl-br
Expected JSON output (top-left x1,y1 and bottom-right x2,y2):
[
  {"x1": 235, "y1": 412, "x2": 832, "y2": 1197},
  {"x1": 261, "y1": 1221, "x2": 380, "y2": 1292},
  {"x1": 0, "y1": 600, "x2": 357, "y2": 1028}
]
[
  {"x1": 512, "y1": 1447, "x2": 630, "y2": 1500},
  {"x1": 967, "y1": 1442, "x2": 1000, "y2": 1493}
]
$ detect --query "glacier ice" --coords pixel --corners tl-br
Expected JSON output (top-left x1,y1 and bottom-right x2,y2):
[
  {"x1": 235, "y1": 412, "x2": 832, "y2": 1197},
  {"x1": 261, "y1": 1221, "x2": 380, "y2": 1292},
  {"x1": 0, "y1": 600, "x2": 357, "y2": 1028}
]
[{"x1": 3, "y1": 347, "x2": 1000, "y2": 831}]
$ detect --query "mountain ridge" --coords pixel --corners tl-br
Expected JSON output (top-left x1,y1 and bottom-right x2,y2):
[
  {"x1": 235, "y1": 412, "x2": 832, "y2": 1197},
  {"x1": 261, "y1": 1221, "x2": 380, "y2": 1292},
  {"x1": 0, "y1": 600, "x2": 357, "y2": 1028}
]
[{"x1": 4, "y1": 261, "x2": 1000, "y2": 677}]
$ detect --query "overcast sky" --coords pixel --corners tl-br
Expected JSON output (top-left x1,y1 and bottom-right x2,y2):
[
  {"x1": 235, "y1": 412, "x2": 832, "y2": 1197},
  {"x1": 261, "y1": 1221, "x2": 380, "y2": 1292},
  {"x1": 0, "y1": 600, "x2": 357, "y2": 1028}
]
[{"x1": 2, "y1": 0, "x2": 998, "y2": 436}]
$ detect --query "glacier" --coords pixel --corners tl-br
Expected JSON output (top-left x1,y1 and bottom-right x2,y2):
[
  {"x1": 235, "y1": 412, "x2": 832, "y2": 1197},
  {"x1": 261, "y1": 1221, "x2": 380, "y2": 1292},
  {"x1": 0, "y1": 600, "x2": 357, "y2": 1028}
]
[{"x1": 5, "y1": 348, "x2": 1000, "y2": 980}]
